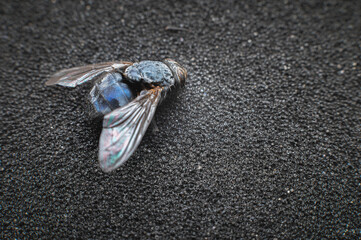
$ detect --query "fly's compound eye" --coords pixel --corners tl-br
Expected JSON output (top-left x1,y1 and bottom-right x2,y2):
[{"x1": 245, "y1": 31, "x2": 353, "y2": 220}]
[{"x1": 163, "y1": 59, "x2": 187, "y2": 86}]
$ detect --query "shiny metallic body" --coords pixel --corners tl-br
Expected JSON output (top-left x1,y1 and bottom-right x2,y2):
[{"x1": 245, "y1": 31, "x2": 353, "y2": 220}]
[{"x1": 46, "y1": 59, "x2": 187, "y2": 172}]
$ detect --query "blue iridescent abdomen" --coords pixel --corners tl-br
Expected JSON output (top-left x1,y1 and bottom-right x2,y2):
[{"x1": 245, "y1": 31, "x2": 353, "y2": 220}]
[{"x1": 89, "y1": 73, "x2": 135, "y2": 115}]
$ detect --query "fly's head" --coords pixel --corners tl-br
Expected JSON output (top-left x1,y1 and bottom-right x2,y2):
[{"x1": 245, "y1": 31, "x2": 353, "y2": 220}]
[{"x1": 163, "y1": 59, "x2": 187, "y2": 87}]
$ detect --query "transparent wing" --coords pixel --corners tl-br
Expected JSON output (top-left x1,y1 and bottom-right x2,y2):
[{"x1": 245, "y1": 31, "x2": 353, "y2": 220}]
[
  {"x1": 45, "y1": 61, "x2": 133, "y2": 87},
  {"x1": 99, "y1": 87, "x2": 163, "y2": 172}
]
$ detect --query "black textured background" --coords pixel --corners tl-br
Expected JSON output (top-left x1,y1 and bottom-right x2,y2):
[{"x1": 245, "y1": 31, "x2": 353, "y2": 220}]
[{"x1": 1, "y1": 0, "x2": 360, "y2": 239}]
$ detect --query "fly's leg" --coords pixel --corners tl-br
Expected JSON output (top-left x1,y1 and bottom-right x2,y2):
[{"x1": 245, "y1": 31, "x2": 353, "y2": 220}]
[{"x1": 151, "y1": 118, "x2": 160, "y2": 133}]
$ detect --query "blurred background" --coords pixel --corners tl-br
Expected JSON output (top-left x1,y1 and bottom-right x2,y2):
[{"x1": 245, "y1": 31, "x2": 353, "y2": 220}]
[{"x1": 1, "y1": 0, "x2": 360, "y2": 238}]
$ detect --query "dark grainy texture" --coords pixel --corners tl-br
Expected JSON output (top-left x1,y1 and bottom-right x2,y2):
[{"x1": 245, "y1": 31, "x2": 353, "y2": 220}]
[{"x1": 1, "y1": 0, "x2": 360, "y2": 239}]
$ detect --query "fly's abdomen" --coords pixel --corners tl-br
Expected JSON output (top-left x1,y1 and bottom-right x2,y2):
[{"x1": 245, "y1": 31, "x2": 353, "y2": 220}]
[{"x1": 89, "y1": 73, "x2": 135, "y2": 115}]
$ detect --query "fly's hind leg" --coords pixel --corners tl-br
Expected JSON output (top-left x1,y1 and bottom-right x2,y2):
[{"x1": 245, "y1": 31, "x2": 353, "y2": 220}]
[{"x1": 150, "y1": 118, "x2": 160, "y2": 133}]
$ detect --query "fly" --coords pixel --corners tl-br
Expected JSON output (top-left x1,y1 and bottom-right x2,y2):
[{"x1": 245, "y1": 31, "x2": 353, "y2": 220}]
[{"x1": 46, "y1": 59, "x2": 187, "y2": 172}]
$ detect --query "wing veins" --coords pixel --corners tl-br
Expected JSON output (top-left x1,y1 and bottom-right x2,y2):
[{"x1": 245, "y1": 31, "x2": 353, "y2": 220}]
[
  {"x1": 99, "y1": 88, "x2": 163, "y2": 172},
  {"x1": 46, "y1": 61, "x2": 133, "y2": 87}
]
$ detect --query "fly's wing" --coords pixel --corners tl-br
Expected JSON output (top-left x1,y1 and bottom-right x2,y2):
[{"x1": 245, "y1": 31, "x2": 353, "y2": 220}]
[
  {"x1": 99, "y1": 87, "x2": 163, "y2": 172},
  {"x1": 45, "y1": 61, "x2": 133, "y2": 87}
]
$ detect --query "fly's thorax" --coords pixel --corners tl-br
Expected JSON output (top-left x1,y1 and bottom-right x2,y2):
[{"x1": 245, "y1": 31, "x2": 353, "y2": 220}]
[{"x1": 124, "y1": 61, "x2": 175, "y2": 87}]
